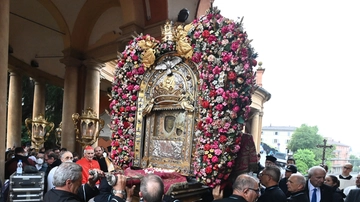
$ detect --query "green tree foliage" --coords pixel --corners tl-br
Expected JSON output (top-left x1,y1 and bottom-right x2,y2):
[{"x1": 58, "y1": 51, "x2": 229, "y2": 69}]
[
  {"x1": 349, "y1": 154, "x2": 360, "y2": 173},
  {"x1": 288, "y1": 124, "x2": 323, "y2": 152},
  {"x1": 293, "y1": 149, "x2": 318, "y2": 173},
  {"x1": 288, "y1": 124, "x2": 335, "y2": 166},
  {"x1": 20, "y1": 77, "x2": 63, "y2": 149}
]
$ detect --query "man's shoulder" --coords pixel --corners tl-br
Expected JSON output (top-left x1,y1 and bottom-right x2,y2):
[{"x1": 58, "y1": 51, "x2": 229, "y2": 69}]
[
  {"x1": 213, "y1": 195, "x2": 247, "y2": 202},
  {"x1": 44, "y1": 189, "x2": 80, "y2": 202}
]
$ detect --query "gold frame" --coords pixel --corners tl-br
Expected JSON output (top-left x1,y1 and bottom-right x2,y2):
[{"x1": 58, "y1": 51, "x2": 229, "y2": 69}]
[{"x1": 134, "y1": 53, "x2": 199, "y2": 175}]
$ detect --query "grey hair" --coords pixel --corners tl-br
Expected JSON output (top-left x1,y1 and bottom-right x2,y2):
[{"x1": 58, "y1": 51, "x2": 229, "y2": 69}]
[
  {"x1": 292, "y1": 173, "x2": 306, "y2": 188},
  {"x1": 60, "y1": 151, "x2": 72, "y2": 160},
  {"x1": 53, "y1": 162, "x2": 82, "y2": 187},
  {"x1": 264, "y1": 165, "x2": 281, "y2": 182},
  {"x1": 308, "y1": 166, "x2": 326, "y2": 178},
  {"x1": 140, "y1": 174, "x2": 164, "y2": 202},
  {"x1": 233, "y1": 174, "x2": 258, "y2": 191}
]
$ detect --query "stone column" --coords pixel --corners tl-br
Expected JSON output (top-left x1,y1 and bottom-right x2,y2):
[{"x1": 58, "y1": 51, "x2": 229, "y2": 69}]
[
  {"x1": 83, "y1": 59, "x2": 104, "y2": 147},
  {"x1": 32, "y1": 79, "x2": 46, "y2": 149},
  {"x1": 60, "y1": 56, "x2": 81, "y2": 152},
  {"x1": 32, "y1": 79, "x2": 46, "y2": 118},
  {"x1": 251, "y1": 111, "x2": 260, "y2": 152},
  {"x1": 7, "y1": 70, "x2": 22, "y2": 148},
  {"x1": 83, "y1": 59, "x2": 104, "y2": 112},
  {"x1": 0, "y1": 0, "x2": 9, "y2": 182}
]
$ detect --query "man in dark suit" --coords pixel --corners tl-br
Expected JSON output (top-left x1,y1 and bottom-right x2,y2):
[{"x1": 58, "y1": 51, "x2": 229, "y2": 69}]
[
  {"x1": 257, "y1": 165, "x2": 287, "y2": 202},
  {"x1": 287, "y1": 173, "x2": 309, "y2": 202},
  {"x1": 213, "y1": 174, "x2": 260, "y2": 202},
  {"x1": 345, "y1": 189, "x2": 360, "y2": 202},
  {"x1": 305, "y1": 166, "x2": 334, "y2": 202}
]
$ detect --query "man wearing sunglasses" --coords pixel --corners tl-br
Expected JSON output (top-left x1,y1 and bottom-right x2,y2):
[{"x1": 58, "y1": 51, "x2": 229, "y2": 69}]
[
  {"x1": 213, "y1": 174, "x2": 260, "y2": 202},
  {"x1": 257, "y1": 166, "x2": 287, "y2": 202}
]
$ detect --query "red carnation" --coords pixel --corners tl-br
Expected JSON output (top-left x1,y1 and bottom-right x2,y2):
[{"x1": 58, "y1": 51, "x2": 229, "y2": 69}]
[
  {"x1": 252, "y1": 59, "x2": 257, "y2": 67},
  {"x1": 228, "y1": 71, "x2": 237, "y2": 81},
  {"x1": 205, "y1": 166, "x2": 213, "y2": 174},
  {"x1": 197, "y1": 121, "x2": 203, "y2": 130},
  {"x1": 202, "y1": 30, "x2": 210, "y2": 38},
  {"x1": 209, "y1": 90, "x2": 217, "y2": 98},
  {"x1": 201, "y1": 100, "x2": 210, "y2": 108},
  {"x1": 119, "y1": 107, "x2": 125, "y2": 112},
  {"x1": 123, "y1": 122, "x2": 130, "y2": 129}
]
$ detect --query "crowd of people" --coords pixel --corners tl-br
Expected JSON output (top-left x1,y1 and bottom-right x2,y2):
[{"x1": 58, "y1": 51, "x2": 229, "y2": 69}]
[
  {"x1": 211, "y1": 154, "x2": 360, "y2": 202},
  {"x1": 4, "y1": 144, "x2": 360, "y2": 202}
]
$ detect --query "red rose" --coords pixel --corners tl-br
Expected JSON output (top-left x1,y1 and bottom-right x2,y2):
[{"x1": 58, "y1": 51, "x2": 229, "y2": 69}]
[
  {"x1": 123, "y1": 122, "x2": 130, "y2": 129},
  {"x1": 219, "y1": 135, "x2": 227, "y2": 143},
  {"x1": 197, "y1": 121, "x2": 203, "y2": 130},
  {"x1": 205, "y1": 166, "x2": 213, "y2": 174},
  {"x1": 203, "y1": 155, "x2": 208, "y2": 161},
  {"x1": 228, "y1": 71, "x2": 237, "y2": 81},
  {"x1": 209, "y1": 90, "x2": 217, "y2": 98},
  {"x1": 201, "y1": 100, "x2": 210, "y2": 108},
  {"x1": 204, "y1": 144, "x2": 211, "y2": 151},
  {"x1": 202, "y1": 30, "x2": 210, "y2": 38},
  {"x1": 119, "y1": 107, "x2": 125, "y2": 112}
]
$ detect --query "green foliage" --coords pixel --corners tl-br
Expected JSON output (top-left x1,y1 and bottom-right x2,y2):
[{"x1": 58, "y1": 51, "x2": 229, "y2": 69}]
[
  {"x1": 20, "y1": 77, "x2": 63, "y2": 149},
  {"x1": 288, "y1": 124, "x2": 323, "y2": 152},
  {"x1": 349, "y1": 155, "x2": 360, "y2": 173},
  {"x1": 293, "y1": 149, "x2": 318, "y2": 173},
  {"x1": 295, "y1": 160, "x2": 308, "y2": 175}
]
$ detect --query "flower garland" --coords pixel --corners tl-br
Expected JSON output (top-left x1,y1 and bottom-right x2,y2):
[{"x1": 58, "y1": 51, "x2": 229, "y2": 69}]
[
  {"x1": 189, "y1": 8, "x2": 256, "y2": 187},
  {"x1": 109, "y1": 8, "x2": 257, "y2": 186}
]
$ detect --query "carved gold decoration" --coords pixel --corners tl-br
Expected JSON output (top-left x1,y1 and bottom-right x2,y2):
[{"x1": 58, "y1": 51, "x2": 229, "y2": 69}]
[
  {"x1": 72, "y1": 108, "x2": 105, "y2": 146},
  {"x1": 25, "y1": 114, "x2": 54, "y2": 151},
  {"x1": 174, "y1": 25, "x2": 194, "y2": 59},
  {"x1": 161, "y1": 21, "x2": 175, "y2": 42},
  {"x1": 137, "y1": 35, "x2": 157, "y2": 69}
]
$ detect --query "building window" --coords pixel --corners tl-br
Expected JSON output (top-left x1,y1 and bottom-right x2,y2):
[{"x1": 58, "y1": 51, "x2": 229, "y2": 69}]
[
  {"x1": 275, "y1": 132, "x2": 278, "y2": 135},
  {"x1": 274, "y1": 139, "x2": 278, "y2": 143},
  {"x1": 288, "y1": 132, "x2": 291, "y2": 136},
  {"x1": 286, "y1": 140, "x2": 290, "y2": 143}
]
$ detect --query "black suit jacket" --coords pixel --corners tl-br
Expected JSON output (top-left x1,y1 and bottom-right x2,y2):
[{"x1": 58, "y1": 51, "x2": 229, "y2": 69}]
[
  {"x1": 305, "y1": 180, "x2": 334, "y2": 202},
  {"x1": 213, "y1": 194, "x2": 248, "y2": 202},
  {"x1": 345, "y1": 189, "x2": 360, "y2": 202}
]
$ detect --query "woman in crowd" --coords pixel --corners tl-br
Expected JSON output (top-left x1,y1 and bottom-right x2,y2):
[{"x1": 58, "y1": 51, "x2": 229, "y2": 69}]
[{"x1": 324, "y1": 174, "x2": 346, "y2": 202}]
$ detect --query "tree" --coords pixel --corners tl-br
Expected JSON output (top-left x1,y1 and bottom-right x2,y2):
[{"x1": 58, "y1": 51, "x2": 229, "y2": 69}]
[
  {"x1": 288, "y1": 124, "x2": 323, "y2": 152},
  {"x1": 293, "y1": 149, "x2": 318, "y2": 173},
  {"x1": 349, "y1": 155, "x2": 360, "y2": 173}
]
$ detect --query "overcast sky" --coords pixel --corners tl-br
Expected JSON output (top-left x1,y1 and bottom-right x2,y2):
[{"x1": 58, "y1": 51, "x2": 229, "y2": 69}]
[{"x1": 214, "y1": 0, "x2": 360, "y2": 152}]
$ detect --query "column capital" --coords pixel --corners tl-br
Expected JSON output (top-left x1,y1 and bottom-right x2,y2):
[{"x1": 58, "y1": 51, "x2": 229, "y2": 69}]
[
  {"x1": 83, "y1": 59, "x2": 105, "y2": 71},
  {"x1": 60, "y1": 56, "x2": 82, "y2": 67}
]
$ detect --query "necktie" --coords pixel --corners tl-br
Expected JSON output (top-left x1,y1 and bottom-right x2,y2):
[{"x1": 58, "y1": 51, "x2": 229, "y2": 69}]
[{"x1": 311, "y1": 188, "x2": 317, "y2": 202}]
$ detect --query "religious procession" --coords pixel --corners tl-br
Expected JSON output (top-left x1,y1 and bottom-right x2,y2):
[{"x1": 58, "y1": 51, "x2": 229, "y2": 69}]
[{"x1": 1, "y1": 1, "x2": 359, "y2": 202}]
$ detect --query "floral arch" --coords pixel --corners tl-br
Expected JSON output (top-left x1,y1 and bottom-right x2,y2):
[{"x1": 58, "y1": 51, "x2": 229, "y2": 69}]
[{"x1": 109, "y1": 8, "x2": 257, "y2": 187}]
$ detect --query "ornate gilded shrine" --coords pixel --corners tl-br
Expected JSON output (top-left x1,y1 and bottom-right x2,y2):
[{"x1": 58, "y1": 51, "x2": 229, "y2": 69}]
[
  {"x1": 134, "y1": 55, "x2": 199, "y2": 174},
  {"x1": 109, "y1": 7, "x2": 258, "y2": 188}
]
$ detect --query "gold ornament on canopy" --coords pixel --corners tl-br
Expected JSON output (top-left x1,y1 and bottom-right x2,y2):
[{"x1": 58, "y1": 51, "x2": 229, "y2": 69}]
[
  {"x1": 72, "y1": 108, "x2": 105, "y2": 146},
  {"x1": 25, "y1": 114, "x2": 54, "y2": 151}
]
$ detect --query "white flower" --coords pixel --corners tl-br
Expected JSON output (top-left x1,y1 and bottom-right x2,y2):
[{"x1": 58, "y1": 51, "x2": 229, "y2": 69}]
[{"x1": 216, "y1": 96, "x2": 224, "y2": 103}]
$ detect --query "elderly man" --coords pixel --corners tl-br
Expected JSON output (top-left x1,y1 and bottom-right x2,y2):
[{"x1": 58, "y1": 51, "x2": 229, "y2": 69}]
[
  {"x1": 287, "y1": 173, "x2": 309, "y2": 202},
  {"x1": 76, "y1": 146, "x2": 101, "y2": 184},
  {"x1": 305, "y1": 166, "x2": 333, "y2": 202},
  {"x1": 139, "y1": 174, "x2": 166, "y2": 202},
  {"x1": 345, "y1": 189, "x2": 360, "y2": 202},
  {"x1": 344, "y1": 173, "x2": 360, "y2": 196},
  {"x1": 44, "y1": 162, "x2": 132, "y2": 202},
  {"x1": 213, "y1": 174, "x2": 260, "y2": 202},
  {"x1": 47, "y1": 151, "x2": 74, "y2": 191},
  {"x1": 257, "y1": 165, "x2": 287, "y2": 202},
  {"x1": 279, "y1": 164, "x2": 298, "y2": 196}
]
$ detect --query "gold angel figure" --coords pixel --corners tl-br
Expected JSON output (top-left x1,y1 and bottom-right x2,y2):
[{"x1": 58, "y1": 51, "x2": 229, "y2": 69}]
[
  {"x1": 137, "y1": 35, "x2": 157, "y2": 69},
  {"x1": 174, "y1": 25, "x2": 194, "y2": 59}
]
